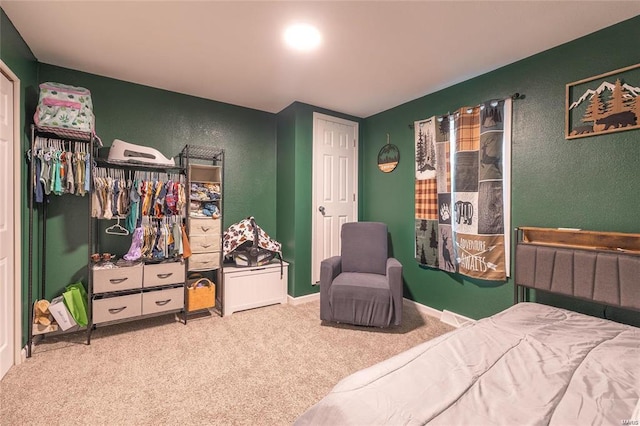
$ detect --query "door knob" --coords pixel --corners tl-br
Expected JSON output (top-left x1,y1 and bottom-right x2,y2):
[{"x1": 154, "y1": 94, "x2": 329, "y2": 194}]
[{"x1": 318, "y1": 206, "x2": 326, "y2": 215}]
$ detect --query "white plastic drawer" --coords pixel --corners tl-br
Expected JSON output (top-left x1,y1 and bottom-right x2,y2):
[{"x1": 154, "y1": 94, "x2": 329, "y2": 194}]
[
  {"x1": 188, "y1": 252, "x2": 221, "y2": 271},
  {"x1": 143, "y1": 261, "x2": 185, "y2": 287},
  {"x1": 93, "y1": 293, "x2": 142, "y2": 324},
  {"x1": 190, "y1": 234, "x2": 221, "y2": 253},
  {"x1": 189, "y1": 218, "x2": 221, "y2": 237},
  {"x1": 93, "y1": 264, "x2": 143, "y2": 294},
  {"x1": 142, "y1": 287, "x2": 184, "y2": 315}
]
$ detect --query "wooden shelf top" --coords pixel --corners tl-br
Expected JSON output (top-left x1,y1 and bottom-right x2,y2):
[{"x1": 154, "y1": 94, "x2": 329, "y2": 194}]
[{"x1": 518, "y1": 227, "x2": 640, "y2": 254}]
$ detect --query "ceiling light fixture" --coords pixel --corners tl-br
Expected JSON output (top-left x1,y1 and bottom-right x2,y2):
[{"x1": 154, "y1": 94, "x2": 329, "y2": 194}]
[{"x1": 283, "y1": 23, "x2": 322, "y2": 52}]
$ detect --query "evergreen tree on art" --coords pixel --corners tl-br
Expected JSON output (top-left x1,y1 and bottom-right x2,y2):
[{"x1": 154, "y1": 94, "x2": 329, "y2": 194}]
[
  {"x1": 625, "y1": 91, "x2": 636, "y2": 112},
  {"x1": 429, "y1": 222, "x2": 438, "y2": 254},
  {"x1": 416, "y1": 129, "x2": 426, "y2": 172},
  {"x1": 610, "y1": 78, "x2": 626, "y2": 114},
  {"x1": 482, "y1": 105, "x2": 503, "y2": 127},
  {"x1": 582, "y1": 92, "x2": 606, "y2": 123},
  {"x1": 425, "y1": 128, "x2": 436, "y2": 171},
  {"x1": 420, "y1": 244, "x2": 427, "y2": 265},
  {"x1": 631, "y1": 95, "x2": 640, "y2": 121}
]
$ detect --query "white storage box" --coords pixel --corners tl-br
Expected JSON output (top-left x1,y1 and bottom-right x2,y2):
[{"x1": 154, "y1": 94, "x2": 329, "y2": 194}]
[
  {"x1": 93, "y1": 263, "x2": 143, "y2": 293},
  {"x1": 49, "y1": 296, "x2": 77, "y2": 330},
  {"x1": 143, "y1": 261, "x2": 185, "y2": 287},
  {"x1": 222, "y1": 261, "x2": 288, "y2": 316},
  {"x1": 93, "y1": 293, "x2": 142, "y2": 324}
]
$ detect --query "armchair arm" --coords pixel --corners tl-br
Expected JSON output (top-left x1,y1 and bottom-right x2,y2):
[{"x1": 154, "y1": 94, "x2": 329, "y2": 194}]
[
  {"x1": 386, "y1": 257, "x2": 403, "y2": 325},
  {"x1": 320, "y1": 256, "x2": 342, "y2": 321}
]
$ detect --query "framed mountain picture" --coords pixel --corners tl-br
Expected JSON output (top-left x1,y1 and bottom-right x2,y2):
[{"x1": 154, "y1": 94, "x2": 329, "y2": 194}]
[{"x1": 565, "y1": 63, "x2": 640, "y2": 139}]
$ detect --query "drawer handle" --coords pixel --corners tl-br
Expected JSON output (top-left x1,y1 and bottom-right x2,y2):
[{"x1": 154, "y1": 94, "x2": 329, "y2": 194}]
[
  {"x1": 155, "y1": 299, "x2": 171, "y2": 306},
  {"x1": 200, "y1": 226, "x2": 211, "y2": 232},
  {"x1": 200, "y1": 244, "x2": 212, "y2": 248},
  {"x1": 109, "y1": 278, "x2": 128, "y2": 284},
  {"x1": 157, "y1": 273, "x2": 173, "y2": 279},
  {"x1": 108, "y1": 306, "x2": 127, "y2": 314}
]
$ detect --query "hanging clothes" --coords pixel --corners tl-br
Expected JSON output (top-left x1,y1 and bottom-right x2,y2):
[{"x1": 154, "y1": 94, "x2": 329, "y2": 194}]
[
  {"x1": 31, "y1": 136, "x2": 91, "y2": 203},
  {"x1": 91, "y1": 166, "x2": 185, "y2": 261}
]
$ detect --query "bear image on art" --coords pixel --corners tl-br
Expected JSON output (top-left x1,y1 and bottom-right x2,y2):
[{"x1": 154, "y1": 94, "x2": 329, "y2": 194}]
[{"x1": 594, "y1": 111, "x2": 637, "y2": 131}]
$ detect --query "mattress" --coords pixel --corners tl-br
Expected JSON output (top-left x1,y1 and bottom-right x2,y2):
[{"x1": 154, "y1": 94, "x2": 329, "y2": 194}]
[{"x1": 295, "y1": 302, "x2": 640, "y2": 425}]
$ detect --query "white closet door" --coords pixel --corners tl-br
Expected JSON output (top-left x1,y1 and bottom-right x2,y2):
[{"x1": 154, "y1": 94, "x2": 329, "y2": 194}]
[{"x1": 0, "y1": 69, "x2": 15, "y2": 380}]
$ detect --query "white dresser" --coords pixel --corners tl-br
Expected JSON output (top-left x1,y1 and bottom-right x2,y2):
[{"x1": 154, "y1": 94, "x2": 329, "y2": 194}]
[
  {"x1": 92, "y1": 261, "x2": 185, "y2": 325},
  {"x1": 222, "y1": 261, "x2": 288, "y2": 316},
  {"x1": 188, "y1": 217, "x2": 222, "y2": 271}
]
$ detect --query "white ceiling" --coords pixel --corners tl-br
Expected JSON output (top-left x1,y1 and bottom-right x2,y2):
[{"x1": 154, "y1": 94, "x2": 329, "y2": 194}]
[{"x1": 3, "y1": 1, "x2": 640, "y2": 118}]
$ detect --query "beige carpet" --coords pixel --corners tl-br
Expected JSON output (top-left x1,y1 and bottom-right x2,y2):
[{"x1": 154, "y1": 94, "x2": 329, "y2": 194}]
[{"x1": 0, "y1": 299, "x2": 454, "y2": 425}]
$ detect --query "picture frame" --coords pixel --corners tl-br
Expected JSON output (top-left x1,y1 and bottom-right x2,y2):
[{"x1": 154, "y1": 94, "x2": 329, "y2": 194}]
[{"x1": 565, "y1": 62, "x2": 640, "y2": 139}]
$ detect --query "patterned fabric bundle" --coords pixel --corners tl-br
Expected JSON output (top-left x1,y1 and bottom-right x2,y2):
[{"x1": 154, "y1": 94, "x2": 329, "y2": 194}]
[
  {"x1": 223, "y1": 216, "x2": 281, "y2": 258},
  {"x1": 34, "y1": 82, "x2": 101, "y2": 144}
]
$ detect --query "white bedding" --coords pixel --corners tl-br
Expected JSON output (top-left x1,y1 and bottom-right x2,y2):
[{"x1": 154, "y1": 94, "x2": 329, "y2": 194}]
[{"x1": 295, "y1": 302, "x2": 640, "y2": 425}]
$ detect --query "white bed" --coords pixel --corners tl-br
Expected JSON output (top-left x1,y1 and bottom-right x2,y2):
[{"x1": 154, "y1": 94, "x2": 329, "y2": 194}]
[
  {"x1": 296, "y1": 228, "x2": 640, "y2": 425},
  {"x1": 296, "y1": 302, "x2": 640, "y2": 425}
]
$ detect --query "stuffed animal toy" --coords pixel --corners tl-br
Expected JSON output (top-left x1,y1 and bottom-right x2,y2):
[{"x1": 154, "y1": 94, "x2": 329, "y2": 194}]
[{"x1": 34, "y1": 299, "x2": 53, "y2": 326}]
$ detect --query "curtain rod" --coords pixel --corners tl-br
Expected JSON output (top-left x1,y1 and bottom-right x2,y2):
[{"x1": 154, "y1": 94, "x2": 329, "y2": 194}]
[{"x1": 407, "y1": 92, "x2": 523, "y2": 130}]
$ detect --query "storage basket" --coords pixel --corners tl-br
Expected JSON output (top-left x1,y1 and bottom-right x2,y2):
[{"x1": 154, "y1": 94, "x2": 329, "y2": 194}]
[{"x1": 186, "y1": 276, "x2": 216, "y2": 312}]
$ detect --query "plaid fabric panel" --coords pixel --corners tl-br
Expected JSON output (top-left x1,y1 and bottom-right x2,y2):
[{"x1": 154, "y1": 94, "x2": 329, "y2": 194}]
[
  {"x1": 415, "y1": 179, "x2": 438, "y2": 220},
  {"x1": 455, "y1": 107, "x2": 480, "y2": 152},
  {"x1": 443, "y1": 142, "x2": 451, "y2": 192}
]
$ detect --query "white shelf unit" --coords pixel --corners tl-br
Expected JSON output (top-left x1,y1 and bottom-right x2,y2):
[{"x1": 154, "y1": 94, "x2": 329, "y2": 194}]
[
  {"x1": 180, "y1": 145, "x2": 225, "y2": 315},
  {"x1": 188, "y1": 164, "x2": 223, "y2": 272}
]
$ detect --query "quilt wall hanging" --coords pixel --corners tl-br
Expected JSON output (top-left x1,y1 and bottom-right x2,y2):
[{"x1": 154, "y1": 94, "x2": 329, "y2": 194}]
[{"x1": 415, "y1": 98, "x2": 512, "y2": 281}]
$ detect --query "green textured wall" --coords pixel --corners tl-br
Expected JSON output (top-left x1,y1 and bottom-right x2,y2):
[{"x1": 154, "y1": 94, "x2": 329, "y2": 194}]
[
  {"x1": 276, "y1": 104, "x2": 297, "y2": 294},
  {"x1": 1, "y1": 8, "x2": 39, "y2": 345},
  {"x1": 33, "y1": 64, "x2": 278, "y2": 301},
  {"x1": 362, "y1": 16, "x2": 640, "y2": 322}
]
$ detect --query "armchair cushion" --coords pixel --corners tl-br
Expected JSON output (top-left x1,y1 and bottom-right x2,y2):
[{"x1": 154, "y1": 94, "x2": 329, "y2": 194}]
[
  {"x1": 341, "y1": 222, "x2": 388, "y2": 275},
  {"x1": 329, "y1": 272, "x2": 393, "y2": 327}
]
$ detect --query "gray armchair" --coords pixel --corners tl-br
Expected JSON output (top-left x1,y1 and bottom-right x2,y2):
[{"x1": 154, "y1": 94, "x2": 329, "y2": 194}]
[{"x1": 320, "y1": 222, "x2": 403, "y2": 327}]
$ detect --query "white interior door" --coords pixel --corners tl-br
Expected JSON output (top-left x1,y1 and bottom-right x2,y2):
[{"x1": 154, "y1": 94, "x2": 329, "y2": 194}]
[
  {"x1": 312, "y1": 113, "x2": 358, "y2": 284},
  {"x1": 0, "y1": 68, "x2": 16, "y2": 379}
]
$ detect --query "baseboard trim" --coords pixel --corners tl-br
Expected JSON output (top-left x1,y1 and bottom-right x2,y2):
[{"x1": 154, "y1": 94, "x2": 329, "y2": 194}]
[
  {"x1": 287, "y1": 293, "x2": 474, "y2": 328},
  {"x1": 288, "y1": 292, "x2": 320, "y2": 306},
  {"x1": 403, "y1": 298, "x2": 475, "y2": 328},
  {"x1": 402, "y1": 298, "x2": 442, "y2": 319},
  {"x1": 440, "y1": 309, "x2": 475, "y2": 328}
]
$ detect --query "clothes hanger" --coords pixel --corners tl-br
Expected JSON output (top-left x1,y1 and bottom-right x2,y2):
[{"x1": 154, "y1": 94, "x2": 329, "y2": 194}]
[{"x1": 105, "y1": 216, "x2": 130, "y2": 235}]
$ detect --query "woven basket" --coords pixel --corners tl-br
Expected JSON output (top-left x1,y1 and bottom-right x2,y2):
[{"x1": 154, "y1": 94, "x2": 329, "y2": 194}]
[{"x1": 186, "y1": 276, "x2": 215, "y2": 312}]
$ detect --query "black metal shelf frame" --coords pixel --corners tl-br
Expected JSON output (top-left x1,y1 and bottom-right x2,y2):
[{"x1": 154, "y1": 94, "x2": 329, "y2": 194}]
[
  {"x1": 27, "y1": 125, "x2": 97, "y2": 356},
  {"x1": 179, "y1": 144, "x2": 225, "y2": 317}
]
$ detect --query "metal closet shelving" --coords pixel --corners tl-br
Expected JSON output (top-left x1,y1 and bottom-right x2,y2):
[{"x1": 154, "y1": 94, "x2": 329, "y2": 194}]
[
  {"x1": 87, "y1": 156, "x2": 187, "y2": 341},
  {"x1": 179, "y1": 144, "x2": 225, "y2": 315},
  {"x1": 26, "y1": 125, "x2": 96, "y2": 357}
]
